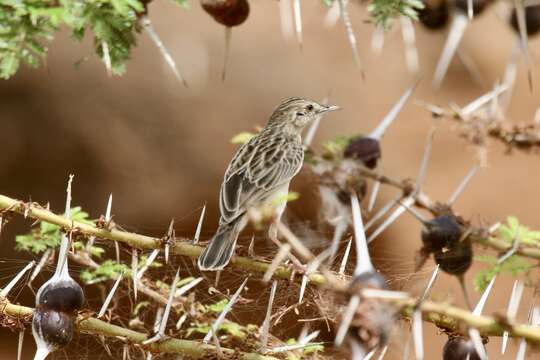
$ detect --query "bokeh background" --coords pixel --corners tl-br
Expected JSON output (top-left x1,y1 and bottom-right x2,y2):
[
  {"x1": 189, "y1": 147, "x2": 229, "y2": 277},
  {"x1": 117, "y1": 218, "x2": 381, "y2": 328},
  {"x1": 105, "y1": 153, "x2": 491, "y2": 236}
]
[{"x1": 1, "y1": 0, "x2": 540, "y2": 358}]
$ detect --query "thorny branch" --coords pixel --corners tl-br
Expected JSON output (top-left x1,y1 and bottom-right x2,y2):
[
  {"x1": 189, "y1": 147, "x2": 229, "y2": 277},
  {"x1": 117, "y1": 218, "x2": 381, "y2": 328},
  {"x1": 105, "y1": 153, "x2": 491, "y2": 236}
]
[{"x1": 0, "y1": 301, "x2": 278, "y2": 360}]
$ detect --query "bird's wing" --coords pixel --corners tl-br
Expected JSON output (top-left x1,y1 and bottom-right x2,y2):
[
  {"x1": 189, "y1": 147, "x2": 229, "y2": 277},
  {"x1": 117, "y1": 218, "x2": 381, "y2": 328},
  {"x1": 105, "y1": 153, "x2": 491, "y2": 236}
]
[{"x1": 219, "y1": 133, "x2": 304, "y2": 224}]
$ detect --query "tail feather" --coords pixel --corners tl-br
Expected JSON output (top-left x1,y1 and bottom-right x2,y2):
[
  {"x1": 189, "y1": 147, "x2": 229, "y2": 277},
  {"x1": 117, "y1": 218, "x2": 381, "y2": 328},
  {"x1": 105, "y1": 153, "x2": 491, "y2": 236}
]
[{"x1": 198, "y1": 222, "x2": 240, "y2": 271}]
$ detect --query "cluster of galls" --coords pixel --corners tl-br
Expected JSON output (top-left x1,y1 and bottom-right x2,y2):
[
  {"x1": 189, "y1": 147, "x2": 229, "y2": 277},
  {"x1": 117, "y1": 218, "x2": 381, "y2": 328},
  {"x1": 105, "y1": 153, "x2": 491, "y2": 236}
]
[
  {"x1": 33, "y1": 276, "x2": 84, "y2": 353},
  {"x1": 341, "y1": 272, "x2": 395, "y2": 353},
  {"x1": 200, "y1": 0, "x2": 250, "y2": 27},
  {"x1": 417, "y1": 207, "x2": 473, "y2": 278}
]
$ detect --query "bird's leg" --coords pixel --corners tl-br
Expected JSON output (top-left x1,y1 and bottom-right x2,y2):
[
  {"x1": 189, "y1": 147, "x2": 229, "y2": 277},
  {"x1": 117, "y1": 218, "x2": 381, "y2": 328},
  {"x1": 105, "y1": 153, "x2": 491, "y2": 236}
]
[{"x1": 268, "y1": 221, "x2": 305, "y2": 275}]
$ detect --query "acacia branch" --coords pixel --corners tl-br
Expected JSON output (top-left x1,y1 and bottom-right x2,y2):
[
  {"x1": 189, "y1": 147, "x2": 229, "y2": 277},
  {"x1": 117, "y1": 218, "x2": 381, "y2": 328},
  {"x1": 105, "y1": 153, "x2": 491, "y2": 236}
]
[
  {"x1": 0, "y1": 301, "x2": 277, "y2": 360},
  {"x1": 0, "y1": 194, "x2": 326, "y2": 286}
]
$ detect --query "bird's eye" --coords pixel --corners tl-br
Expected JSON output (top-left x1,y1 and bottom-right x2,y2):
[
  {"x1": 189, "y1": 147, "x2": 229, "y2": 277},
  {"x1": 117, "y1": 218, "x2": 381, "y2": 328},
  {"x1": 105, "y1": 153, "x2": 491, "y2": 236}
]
[{"x1": 306, "y1": 105, "x2": 314, "y2": 111}]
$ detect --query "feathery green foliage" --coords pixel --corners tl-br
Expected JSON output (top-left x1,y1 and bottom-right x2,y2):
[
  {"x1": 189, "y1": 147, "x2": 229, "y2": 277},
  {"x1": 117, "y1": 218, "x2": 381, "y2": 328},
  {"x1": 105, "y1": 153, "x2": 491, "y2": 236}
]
[{"x1": 368, "y1": 0, "x2": 424, "y2": 29}]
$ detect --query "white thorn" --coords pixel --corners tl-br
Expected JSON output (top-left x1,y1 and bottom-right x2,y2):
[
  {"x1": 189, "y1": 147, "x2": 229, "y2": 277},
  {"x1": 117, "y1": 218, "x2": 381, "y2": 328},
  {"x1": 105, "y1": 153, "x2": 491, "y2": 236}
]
[
  {"x1": 350, "y1": 193, "x2": 373, "y2": 275},
  {"x1": 412, "y1": 309, "x2": 423, "y2": 360},
  {"x1": 174, "y1": 277, "x2": 203, "y2": 298},
  {"x1": 328, "y1": 217, "x2": 347, "y2": 265},
  {"x1": 260, "y1": 280, "x2": 278, "y2": 351},
  {"x1": 420, "y1": 265, "x2": 440, "y2": 303},
  {"x1": 370, "y1": 81, "x2": 419, "y2": 141},
  {"x1": 304, "y1": 118, "x2": 321, "y2": 148},
  {"x1": 263, "y1": 244, "x2": 291, "y2": 283},
  {"x1": 350, "y1": 338, "x2": 367, "y2": 360},
  {"x1": 367, "y1": 196, "x2": 414, "y2": 243},
  {"x1": 105, "y1": 194, "x2": 112, "y2": 222},
  {"x1": 279, "y1": 0, "x2": 294, "y2": 40},
  {"x1": 193, "y1": 205, "x2": 206, "y2": 244},
  {"x1": 501, "y1": 39, "x2": 520, "y2": 112},
  {"x1": 467, "y1": 0, "x2": 474, "y2": 19},
  {"x1": 365, "y1": 195, "x2": 400, "y2": 231},
  {"x1": 203, "y1": 277, "x2": 249, "y2": 343},
  {"x1": 98, "y1": 272, "x2": 124, "y2": 318},
  {"x1": 367, "y1": 181, "x2": 381, "y2": 213},
  {"x1": 468, "y1": 328, "x2": 487, "y2": 360},
  {"x1": 175, "y1": 313, "x2": 187, "y2": 330},
  {"x1": 248, "y1": 234, "x2": 255, "y2": 257},
  {"x1": 514, "y1": 0, "x2": 533, "y2": 91},
  {"x1": 338, "y1": 0, "x2": 363, "y2": 72},
  {"x1": 502, "y1": 280, "x2": 524, "y2": 354},
  {"x1": 141, "y1": 15, "x2": 188, "y2": 87},
  {"x1": 17, "y1": 331, "x2": 24, "y2": 360},
  {"x1": 432, "y1": 13, "x2": 469, "y2": 89},
  {"x1": 1, "y1": 261, "x2": 34, "y2": 298},
  {"x1": 55, "y1": 175, "x2": 74, "y2": 279},
  {"x1": 29, "y1": 249, "x2": 50, "y2": 285},
  {"x1": 456, "y1": 49, "x2": 485, "y2": 87},
  {"x1": 473, "y1": 275, "x2": 497, "y2": 316},
  {"x1": 132, "y1": 249, "x2": 138, "y2": 301},
  {"x1": 324, "y1": 0, "x2": 341, "y2": 27},
  {"x1": 371, "y1": 26, "x2": 385, "y2": 54},
  {"x1": 101, "y1": 41, "x2": 112, "y2": 77},
  {"x1": 293, "y1": 0, "x2": 303, "y2": 50},
  {"x1": 33, "y1": 347, "x2": 50, "y2": 360},
  {"x1": 460, "y1": 83, "x2": 509, "y2": 117},
  {"x1": 362, "y1": 348, "x2": 376, "y2": 360},
  {"x1": 165, "y1": 218, "x2": 174, "y2": 264},
  {"x1": 222, "y1": 27, "x2": 232, "y2": 81},
  {"x1": 377, "y1": 345, "x2": 389, "y2": 360},
  {"x1": 152, "y1": 307, "x2": 164, "y2": 334},
  {"x1": 339, "y1": 237, "x2": 353, "y2": 275},
  {"x1": 157, "y1": 269, "x2": 180, "y2": 336},
  {"x1": 400, "y1": 17, "x2": 419, "y2": 74},
  {"x1": 448, "y1": 165, "x2": 479, "y2": 206},
  {"x1": 137, "y1": 249, "x2": 159, "y2": 281},
  {"x1": 416, "y1": 127, "x2": 436, "y2": 192},
  {"x1": 335, "y1": 295, "x2": 360, "y2": 346}
]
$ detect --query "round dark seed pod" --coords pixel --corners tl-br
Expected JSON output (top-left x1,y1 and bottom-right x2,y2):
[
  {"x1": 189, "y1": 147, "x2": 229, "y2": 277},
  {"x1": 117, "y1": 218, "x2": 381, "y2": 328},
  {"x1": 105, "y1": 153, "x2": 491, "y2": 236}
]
[
  {"x1": 510, "y1": 6, "x2": 540, "y2": 36},
  {"x1": 433, "y1": 239, "x2": 473, "y2": 276},
  {"x1": 32, "y1": 308, "x2": 74, "y2": 349},
  {"x1": 421, "y1": 215, "x2": 463, "y2": 252},
  {"x1": 454, "y1": 0, "x2": 491, "y2": 16},
  {"x1": 200, "y1": 0, "x2": 250, "y2": 27},
  {"x1": 442, "y1": 337, "x2": 481, "y2": 360},
  {"x1": 419, "y1": 1, "x2": 450, "y2": 29},
  {"x1": 343, "y1": 137, "x2": 381, "y2": 169},
  {"x1": 37, "y1": 278, "x2": 84, "y2": 313}
]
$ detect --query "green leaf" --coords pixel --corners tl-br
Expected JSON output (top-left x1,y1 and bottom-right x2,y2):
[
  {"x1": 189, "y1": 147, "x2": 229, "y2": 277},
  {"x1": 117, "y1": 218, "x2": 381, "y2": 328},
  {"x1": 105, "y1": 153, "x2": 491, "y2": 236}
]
[
  {"x1": 205, "y1": 299, "x2": 228, "y2": 313},
  {"x1": 368, "y1": 0, "x2": 424, "y2": 30},
  {"x1": 169, "y1": 0, "x2": 190, "y2": 9},
  {"x1": 80, "y1": 260, "x2": 129, "y2": 284},
  {"x1": 322, "y1": 135, "x2": 357, "y2": 157},
  {"x1": 230, "y1": 132, "x2": 256, "y2": 145},
  {"x1": 498, "y1": 216, "x2": 540, "y2": 246},
  {"x1": 473, "y1": 254, "x2": 533, "y2": 291},
  {"x1": 272, "y1": 191, "x2": 300, "y2": 206}
]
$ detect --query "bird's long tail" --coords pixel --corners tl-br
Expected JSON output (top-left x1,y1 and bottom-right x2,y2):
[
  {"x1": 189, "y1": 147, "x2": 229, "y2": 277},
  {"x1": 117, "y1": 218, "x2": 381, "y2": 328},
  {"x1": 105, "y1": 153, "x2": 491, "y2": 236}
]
[{"x1": 198, "y1": 221, "x2": 241, "y2": 271}]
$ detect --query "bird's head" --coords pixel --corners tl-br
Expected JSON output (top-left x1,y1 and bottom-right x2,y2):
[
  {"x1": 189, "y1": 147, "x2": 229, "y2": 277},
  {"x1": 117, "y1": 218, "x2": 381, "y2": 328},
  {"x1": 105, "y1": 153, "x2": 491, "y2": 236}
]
[{"x1": 268, "y1": 97, "x2": 340, "y2": 130}]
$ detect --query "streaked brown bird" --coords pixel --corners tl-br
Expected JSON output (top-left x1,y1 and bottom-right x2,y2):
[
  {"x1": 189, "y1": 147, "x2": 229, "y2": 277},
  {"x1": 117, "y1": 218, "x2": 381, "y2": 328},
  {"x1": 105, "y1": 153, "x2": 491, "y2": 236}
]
[{"x1": 198, "y1": 97, "x2": 340, "y2": 271}]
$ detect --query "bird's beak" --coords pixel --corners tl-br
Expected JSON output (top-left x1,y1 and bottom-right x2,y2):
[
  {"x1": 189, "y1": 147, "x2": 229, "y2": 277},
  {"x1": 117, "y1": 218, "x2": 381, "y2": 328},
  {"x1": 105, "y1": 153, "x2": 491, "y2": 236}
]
[{"x1": 320, "y1": 105, "x2": 340, "y2": 113}]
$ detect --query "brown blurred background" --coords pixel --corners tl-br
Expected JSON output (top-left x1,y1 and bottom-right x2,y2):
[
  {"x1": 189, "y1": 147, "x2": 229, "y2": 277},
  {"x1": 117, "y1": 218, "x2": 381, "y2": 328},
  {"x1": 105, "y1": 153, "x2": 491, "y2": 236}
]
[{"x1": 1, "y1": 0, "x2": 540, "y2": 358}]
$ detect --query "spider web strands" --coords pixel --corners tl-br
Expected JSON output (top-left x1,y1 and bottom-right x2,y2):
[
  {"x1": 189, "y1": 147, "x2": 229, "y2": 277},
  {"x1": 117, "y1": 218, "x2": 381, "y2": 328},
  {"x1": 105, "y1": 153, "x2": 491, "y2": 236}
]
[
  {"x1": 400, "y1": 16, "x2": 419, "y2": 74},
  {"x1": 98, "y1": 272, "x2": 124, "y2": 319},
  {"x1": 514, "y1": 0, "x2": 533, "y2": 91},
  {"x1": 0, "y1": 261, "x2": 34, "y2": 298},
  {"x1": 192, "y1": 204, "x2": 206, "y2": 244},
  {"x1": 502, "y1": 280, "x2": 525, "y2": 354},
  {"x1": 369, "y1": 80, "x2": 420, "y2": 141},
  {"x1": 432, "y1": 12, "x2": 469, "y2": 89},
  {"x1": 203, "y1": 277, "x2": 249, "y2": 343},
  {"x1": 141, "y1": 15, "x2": 188, "y2": 87}
]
